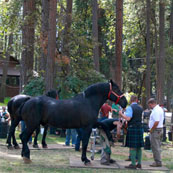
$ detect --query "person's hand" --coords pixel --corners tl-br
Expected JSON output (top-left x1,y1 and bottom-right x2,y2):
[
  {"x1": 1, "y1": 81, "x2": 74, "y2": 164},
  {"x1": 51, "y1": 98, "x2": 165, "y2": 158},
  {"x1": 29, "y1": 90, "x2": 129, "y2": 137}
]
[
  {"x1": 149, "y1": 129, "x2": 153, "y2": 133},
  {"x1": 119, "y1": 110, "x2": 123, "y2": 117}
]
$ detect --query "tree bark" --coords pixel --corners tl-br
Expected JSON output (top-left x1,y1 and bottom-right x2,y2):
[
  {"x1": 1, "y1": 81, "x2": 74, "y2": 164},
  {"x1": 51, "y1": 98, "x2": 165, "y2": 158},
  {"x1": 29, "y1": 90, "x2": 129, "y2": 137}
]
[
  {"x1": 145, "y1": 0, "x2": 151, "y2": 102},
  {"x1": 45, "y1": 0, "x2": 57, "y2": 92},
  {"x1": 92, "y1": 0, "x2": 99, "y2": 71},
  {"x1": 40, "y1": 0, "x2": 49, "y2": 77},
  {"x1": 21, "y1": 0, "x2": 36, "y2": 91},
  {"x1": 61, "y1": 0, "x2": 73, "y2": 75},
  {"x1": 170, "y1": 0, "x2": 173, "y2": 45},
  {"x1": 0, "y1": 34, "x2": 13, "y2": 102},
  {"x1": 157, "y1": 0, "x2": 165, "y2": 105},
  {"x1": 62, "y1": 0, "x2": 73, "y2": 57},
  {"x1": 167, "y1": 0, "x2": 173, "y2": 111},
  {"x1": 114, "y1": 0, "x2": 123, "y2": 89}
]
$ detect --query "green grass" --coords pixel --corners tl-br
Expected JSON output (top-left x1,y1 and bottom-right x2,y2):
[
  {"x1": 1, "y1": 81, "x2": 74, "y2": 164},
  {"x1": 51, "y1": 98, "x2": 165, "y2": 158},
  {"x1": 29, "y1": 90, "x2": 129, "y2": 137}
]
[
  {"x1": 0, "y1": 131, "x2": 172, "y2": 173},
  {"x1": 0, "y1": 97, "x2": 11, "y2": 106},
  {"x1": 0, "y1": 129, "x2": 66, "y2": 145}
]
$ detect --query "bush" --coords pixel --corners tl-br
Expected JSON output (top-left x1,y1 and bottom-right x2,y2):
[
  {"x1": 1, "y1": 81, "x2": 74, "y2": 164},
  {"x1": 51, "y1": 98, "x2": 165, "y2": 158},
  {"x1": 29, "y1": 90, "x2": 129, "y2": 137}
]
[{"x1": 23, "y1": 77, "x2": 45, "y2": 96}]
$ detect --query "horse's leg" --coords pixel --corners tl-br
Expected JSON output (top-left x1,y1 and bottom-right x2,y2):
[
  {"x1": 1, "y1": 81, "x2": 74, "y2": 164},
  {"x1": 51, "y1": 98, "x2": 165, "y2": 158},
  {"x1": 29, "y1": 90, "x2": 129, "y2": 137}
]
[
  {"x1": 6, "y1": 118, "x2": 20, "y2": 149},
  {"x1": 33, "y1": 126, "x2": 40, "y2": 148},
  {"x1": 81, "y1": 127, "x2": 92, "y2": 165},
  {"x1": 20, "y1": 126, "x2": 36, "y2": 163},
  {"x1": 42, "y1": 125, "x2": 48, "y2": 148},
  {"x1": 6, "y1": 119, "x2": 14, "y2": 149}
]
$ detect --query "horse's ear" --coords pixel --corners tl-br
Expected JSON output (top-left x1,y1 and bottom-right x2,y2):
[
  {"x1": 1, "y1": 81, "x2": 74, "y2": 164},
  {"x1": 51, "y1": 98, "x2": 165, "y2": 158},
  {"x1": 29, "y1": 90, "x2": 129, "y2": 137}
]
[{"x1": 109, "y1": 79, "x2": 113, "y2": 85}]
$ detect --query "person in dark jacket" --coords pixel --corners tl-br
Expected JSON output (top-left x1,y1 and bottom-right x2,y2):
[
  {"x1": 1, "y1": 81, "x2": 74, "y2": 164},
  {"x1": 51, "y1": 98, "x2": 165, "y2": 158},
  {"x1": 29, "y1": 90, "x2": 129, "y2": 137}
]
[
  {"x1": 97, "y1": 118, "x2": 119, "y2": 165},
  {"x1": 119, "y1": 95, "x2": 144, "y2": 169}
]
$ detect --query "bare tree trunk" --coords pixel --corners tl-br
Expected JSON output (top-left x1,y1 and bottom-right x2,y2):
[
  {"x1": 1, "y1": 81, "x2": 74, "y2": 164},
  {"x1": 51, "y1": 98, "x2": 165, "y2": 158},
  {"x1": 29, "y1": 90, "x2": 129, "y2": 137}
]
[
  {"x1": 0, "y1": 34, "x2": 13, "y2": 102},
  {"x1": 145, "y1": 0, "x2": 151, "y2": 103},
  {"x1": 92, "y1": 0, "x2": 99, "y2": 71},
  {"x1": 170, "y1": 0, "x2": 173, "y2": 45},
  {"x1": 40, "y1": 0, "x2": 49, "y2": 77},
  {"x1": 61, "y1": 0, "x2": 73, "y2": 75},
  {"x1": 167, "y1": 0, "x2": 173, "y2": 111},
  {"x1": 45, "y1": 0, "x2": 57, "y2": 92},
  {"x1": 151, "y1": 0, "x2": 159, "y2": 101},
  {"x1": 157, "y1": 0, "x2": 165, "y2": 105},
  {"x1": 21, "y1": 0, "x2": 36, "y2": 91},
  {"x1": 62, "y1": 0, "x2": 73, "y2": 57},
  {"x1": 114, "y1": 0, "x2": 123, "y2": 89}
]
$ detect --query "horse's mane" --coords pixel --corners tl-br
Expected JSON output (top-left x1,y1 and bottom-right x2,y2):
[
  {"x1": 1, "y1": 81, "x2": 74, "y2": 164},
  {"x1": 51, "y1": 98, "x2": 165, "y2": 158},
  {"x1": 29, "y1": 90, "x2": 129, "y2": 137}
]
[
  {"x1": 73, "y1": 93, "x2": 84, "y2": 99},
  {"x1": 84, "y1": 82, "x2": 108, "y2": 97}
]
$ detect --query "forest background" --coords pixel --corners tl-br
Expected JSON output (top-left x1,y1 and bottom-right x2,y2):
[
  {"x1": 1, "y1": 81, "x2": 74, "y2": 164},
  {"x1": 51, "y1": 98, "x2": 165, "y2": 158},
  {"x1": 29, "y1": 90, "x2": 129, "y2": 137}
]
[{"x1": 0, "y1": 0, "x2": 172, "y2": 110}]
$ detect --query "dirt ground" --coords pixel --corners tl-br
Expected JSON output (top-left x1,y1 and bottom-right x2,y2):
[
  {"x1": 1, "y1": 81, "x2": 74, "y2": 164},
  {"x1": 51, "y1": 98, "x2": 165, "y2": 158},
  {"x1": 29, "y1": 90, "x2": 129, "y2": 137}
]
[{"x1": 0, "y1": 141, "x2": 173, "y2": 173}]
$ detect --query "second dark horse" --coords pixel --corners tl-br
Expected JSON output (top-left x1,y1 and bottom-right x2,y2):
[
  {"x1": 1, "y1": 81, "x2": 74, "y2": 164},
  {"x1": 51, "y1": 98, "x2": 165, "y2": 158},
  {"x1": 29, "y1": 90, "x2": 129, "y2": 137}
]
[
  {"x1": 6, "y1": 90, "x2": 59, "y2": 149},
  {"x1": 20, "y1": 80, "x2": 127, "y2": 165}
]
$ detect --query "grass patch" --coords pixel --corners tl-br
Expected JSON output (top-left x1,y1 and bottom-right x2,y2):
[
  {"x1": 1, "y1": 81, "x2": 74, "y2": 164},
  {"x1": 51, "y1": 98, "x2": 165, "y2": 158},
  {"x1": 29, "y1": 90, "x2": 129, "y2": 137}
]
[
  {"x1": 0, "y1": 97, "x2": 11, "y2": 106},
  {"x1": 0, "y1": 133, "x2": 172, "y2": 173}
]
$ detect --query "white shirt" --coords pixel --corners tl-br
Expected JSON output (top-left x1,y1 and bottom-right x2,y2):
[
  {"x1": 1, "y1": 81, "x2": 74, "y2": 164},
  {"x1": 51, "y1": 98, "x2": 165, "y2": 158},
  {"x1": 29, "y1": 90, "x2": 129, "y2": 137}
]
[{"x1": 149, "y1": 105, "x2": 164, "y2": 129}]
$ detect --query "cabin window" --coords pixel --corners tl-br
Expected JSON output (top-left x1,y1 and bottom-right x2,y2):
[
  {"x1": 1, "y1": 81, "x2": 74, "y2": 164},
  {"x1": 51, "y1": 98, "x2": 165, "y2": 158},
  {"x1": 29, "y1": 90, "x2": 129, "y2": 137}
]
[{"x1": 6, "y1": 76, "x2": 19, "y2": 86}]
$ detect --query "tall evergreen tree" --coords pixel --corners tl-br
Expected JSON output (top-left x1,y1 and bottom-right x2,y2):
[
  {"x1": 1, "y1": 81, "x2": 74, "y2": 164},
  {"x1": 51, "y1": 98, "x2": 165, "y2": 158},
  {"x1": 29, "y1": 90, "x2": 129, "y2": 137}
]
[
  {"x1": 45, "y1": 0, "x2": 57, "y2": 92},
  {"x1": 40, "y1": 0, "x2": 49, "y2": 77},
  {"x1": 92, "y1": 0, "x2": 99, "y2": 71},
  {"x1": 21, "y1": 0, "x2": 36, "y2": 90},
  {"x1": 114, "y1": 0, "x2": 123, "y2": 89},
  {"x1": 145, "y1": 0, "x2": 151, "y2": 102},
  {"x1": 157, "y1": 0, "x2": 165, "y2": 105}
]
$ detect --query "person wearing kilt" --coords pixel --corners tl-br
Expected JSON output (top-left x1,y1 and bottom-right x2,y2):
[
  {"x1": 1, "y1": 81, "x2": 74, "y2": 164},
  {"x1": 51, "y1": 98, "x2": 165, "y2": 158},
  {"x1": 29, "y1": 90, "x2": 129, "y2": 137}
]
[{"x1": 119, "y1": 95, "x2": 144, "y2": 169}]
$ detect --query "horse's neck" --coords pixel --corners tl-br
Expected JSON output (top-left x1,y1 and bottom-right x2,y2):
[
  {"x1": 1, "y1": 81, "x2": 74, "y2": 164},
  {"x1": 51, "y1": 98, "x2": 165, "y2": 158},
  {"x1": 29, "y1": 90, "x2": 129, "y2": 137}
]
[
  {"x1": 87, "y1": 95, "x2": 108, "y2": 113},
  {"x1": 84, "y1": 83, "x2": 109, "y2": 112}
]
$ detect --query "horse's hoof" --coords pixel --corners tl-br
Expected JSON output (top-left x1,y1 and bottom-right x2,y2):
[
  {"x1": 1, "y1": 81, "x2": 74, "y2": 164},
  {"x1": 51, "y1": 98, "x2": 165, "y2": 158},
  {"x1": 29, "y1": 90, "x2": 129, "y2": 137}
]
[
  {"x1": 23, "y1": 157, "x2": 32, "y2": 164},
  {"x1": 14, "y1": 145, "x2": 20, "y2": 149},
  {"x1": 84, "y1": 159, "x2": 91, "y2": 166},
  {"x1": 91, "y1": 156, "x2": 94, "y2": 160},
  {"x1": 33, "y1": 144, "x2": 39, "y2": 148},
  {"x1": 42, "y1": 145, "x2": 48, "y2": 149},
  {"x1": 7, "y1": 145, "x2": 13, "y2": 150}
]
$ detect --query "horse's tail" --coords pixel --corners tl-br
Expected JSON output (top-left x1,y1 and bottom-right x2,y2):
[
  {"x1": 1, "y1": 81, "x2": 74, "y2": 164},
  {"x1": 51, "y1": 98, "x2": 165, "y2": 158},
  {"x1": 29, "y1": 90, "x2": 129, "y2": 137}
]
[
  {"x1": 15, "y1": 97, "x2": 31, "y2": 118},
  {"x1": 7, "y1": 100, "x2": 13, "y2": 115}
]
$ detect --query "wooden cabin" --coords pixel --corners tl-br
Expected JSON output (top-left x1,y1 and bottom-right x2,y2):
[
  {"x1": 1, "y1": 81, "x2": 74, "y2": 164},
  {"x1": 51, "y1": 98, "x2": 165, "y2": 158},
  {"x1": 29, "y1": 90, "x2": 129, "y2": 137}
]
[{"x1": 0, "y1": 54, "x2": 20, "y2": 97}]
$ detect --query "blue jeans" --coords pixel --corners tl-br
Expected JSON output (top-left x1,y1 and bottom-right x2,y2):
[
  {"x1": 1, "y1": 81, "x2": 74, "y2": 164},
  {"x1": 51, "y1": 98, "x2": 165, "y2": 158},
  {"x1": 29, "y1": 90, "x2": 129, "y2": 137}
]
[
  {"x1": 21, "y1": 120, "x2": 32, "y2": 142},
  {"x1": 65, "y1": 129, "x2": 77, "y2": 146},
  {"x1": 75, "y1": 128, "x2": 83, "y2": 151}
]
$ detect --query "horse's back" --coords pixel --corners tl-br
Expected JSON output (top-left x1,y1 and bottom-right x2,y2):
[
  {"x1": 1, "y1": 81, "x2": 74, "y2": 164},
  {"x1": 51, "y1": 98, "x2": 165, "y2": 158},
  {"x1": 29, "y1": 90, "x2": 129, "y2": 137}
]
[
  {"x1": 21, "y1": 95, "x2": 97, "y2": 128},
  {"x1": 8, "y1": 94, "x2": 31, "y2": 118}
]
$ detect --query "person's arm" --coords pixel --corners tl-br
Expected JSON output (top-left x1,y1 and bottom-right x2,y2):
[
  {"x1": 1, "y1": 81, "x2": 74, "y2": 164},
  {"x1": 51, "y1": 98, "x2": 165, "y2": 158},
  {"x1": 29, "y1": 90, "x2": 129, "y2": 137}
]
[
  {"x1": 5, "y1": 112, "x2": 11, "y2": 122},
  {"x1": 150, "y1": 121, "x2": 159, "y2": 133},
  {"x1": 112, "y1": 108, "x2": 118, "y2": 112},
  {"x1": 119, "y1": 110, "x2": 131, "y2": 121}
]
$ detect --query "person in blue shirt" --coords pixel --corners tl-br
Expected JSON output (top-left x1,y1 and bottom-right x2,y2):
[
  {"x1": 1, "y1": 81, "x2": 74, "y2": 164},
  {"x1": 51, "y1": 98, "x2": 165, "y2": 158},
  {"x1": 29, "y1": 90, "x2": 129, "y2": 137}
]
[{"x1": 119, "y1": 95, "x2": 144, "y2": 169}]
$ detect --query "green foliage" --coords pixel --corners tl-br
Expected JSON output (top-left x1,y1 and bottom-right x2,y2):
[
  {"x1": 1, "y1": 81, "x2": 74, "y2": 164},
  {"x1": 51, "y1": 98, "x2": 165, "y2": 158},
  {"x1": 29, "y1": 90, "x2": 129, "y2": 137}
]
[
  {"x1": 23, "y1": 77, "x2": 45, "y2": 96},
  {"x1": 0, "y1": 0, "x2": 173, "y2": 107},
  {"x1": 0, "y1": 97, "x2": 10, "y2": 106},
  {"x1": 56, "y1": 69, "x2": 106, "y2": 99}
]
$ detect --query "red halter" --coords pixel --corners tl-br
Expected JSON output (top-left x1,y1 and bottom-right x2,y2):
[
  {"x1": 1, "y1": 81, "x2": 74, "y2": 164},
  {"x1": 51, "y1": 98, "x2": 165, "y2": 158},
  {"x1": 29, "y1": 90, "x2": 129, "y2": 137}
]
[{"x1": 108, "y1": 83, "x2": 124, "y2": 104}]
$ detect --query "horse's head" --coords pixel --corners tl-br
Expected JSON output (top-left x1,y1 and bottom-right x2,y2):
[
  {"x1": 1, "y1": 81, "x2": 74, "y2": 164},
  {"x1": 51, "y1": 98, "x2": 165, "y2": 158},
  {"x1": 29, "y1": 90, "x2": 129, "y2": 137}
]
[
  {"x1": 108, "y1": 80, "x2": 127, "y2": 108},
  {"x1": 46, "y1": 89, "x2": 60, "y2": 99}
]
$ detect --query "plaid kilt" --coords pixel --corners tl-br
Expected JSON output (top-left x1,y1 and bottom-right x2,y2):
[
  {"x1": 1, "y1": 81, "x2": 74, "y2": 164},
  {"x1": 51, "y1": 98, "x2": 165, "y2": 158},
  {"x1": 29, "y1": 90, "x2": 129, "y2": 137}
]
[{"x1": 125, "y1": 126, "x2": 144, "y2": 148}]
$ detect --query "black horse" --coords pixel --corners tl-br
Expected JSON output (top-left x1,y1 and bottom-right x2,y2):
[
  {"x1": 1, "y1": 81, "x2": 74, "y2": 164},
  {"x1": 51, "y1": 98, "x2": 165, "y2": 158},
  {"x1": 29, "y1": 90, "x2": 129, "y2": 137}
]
[
  {"x1": 6, "y1": 89, "x2": 59, "y2": 149},
  {"x1": 20, "y1": 80, "x2": 127, "y2": 164}
]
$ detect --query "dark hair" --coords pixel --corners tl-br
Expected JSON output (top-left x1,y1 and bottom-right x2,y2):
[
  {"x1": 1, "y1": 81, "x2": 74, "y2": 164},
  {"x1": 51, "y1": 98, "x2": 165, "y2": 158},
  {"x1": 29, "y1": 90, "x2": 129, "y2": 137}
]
[
  {"x1": 147, "y1": 98, "x2": 156, "y2": 104},
  {"x1": 130, "y1": 95, "x2": 137, "y2": 103}
]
